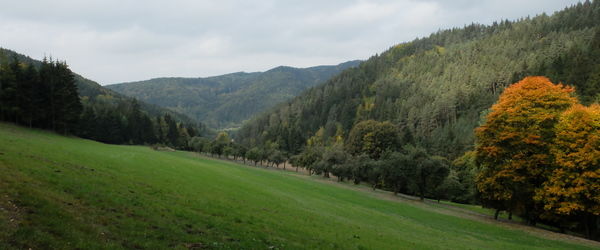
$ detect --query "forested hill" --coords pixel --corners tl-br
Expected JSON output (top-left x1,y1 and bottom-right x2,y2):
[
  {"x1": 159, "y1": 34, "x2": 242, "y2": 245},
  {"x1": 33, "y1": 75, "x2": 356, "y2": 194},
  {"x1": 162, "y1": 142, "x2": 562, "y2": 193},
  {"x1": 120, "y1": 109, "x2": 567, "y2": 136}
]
[
  {"x1": 0, "y1": 48, "x2": 196, "y2": 124},
  {"x1": 106, "y1": 60, "x2": 361, "y2": 129},
  {"x1": 236, "y1": 1, "x2": 600, "y2": 158}
]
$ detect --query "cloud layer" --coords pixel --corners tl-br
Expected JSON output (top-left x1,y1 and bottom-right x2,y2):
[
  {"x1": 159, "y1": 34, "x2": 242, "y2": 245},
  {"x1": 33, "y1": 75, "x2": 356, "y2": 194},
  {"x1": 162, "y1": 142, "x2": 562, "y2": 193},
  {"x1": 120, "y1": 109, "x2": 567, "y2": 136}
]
[{"x1": 0, "y1": 0, "x2": 580, "y2": 84}]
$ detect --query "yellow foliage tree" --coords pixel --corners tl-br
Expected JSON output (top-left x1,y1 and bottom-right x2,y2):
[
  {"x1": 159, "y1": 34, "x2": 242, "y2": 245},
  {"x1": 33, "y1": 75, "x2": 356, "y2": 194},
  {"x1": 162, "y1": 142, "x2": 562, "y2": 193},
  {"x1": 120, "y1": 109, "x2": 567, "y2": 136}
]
[
  {"x1": 475, "y1": 76, "x2": 577, "y2": 223},
  {"x1": 536, "y1": 104, "x2": 600, "y2": 239}
]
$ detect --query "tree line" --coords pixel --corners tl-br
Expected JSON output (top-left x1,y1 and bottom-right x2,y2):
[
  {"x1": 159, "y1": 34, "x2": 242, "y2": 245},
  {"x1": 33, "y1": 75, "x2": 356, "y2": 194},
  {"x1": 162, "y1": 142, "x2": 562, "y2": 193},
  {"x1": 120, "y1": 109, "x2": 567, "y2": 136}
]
[
  {"x1": 0, "y1": 56, "x2": 82, "y2": 133},
  {"x1": 78, "y1": 99, "x2": 202, "y2": 148},
  {"x1": 191, "y1": 119, "x2": 471, "y2": 204},
  {"x1": 188, "y1": 132, "x2": 291, "y2": 169},
  {"x1": 287, "y1": 121, "x2": 461, "y2": 202},
  {"x1": 0, "y1": 56, "x2": 206, "y2": 149}
]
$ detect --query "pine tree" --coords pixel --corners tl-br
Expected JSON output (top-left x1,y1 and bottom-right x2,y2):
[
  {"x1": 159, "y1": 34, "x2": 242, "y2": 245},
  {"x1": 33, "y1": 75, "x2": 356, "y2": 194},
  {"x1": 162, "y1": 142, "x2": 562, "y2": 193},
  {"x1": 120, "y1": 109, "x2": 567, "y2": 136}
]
[
  {"x1": 54, "y1": 61, "x2": 82, "y2": 133},
  {"x1": 18, "y1": 64, "x2": 38, "y2": 127}
]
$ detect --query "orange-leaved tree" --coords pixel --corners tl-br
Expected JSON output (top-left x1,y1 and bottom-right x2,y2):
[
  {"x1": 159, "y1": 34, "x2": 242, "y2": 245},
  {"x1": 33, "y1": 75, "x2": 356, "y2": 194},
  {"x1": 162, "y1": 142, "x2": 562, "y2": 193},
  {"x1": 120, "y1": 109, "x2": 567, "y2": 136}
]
[
  {"x1": 475, "y1": 76, "x2": 577, "y2": 224},
  {"x1": 536, "y1": 104, "x2": 600, "y2": 239}
]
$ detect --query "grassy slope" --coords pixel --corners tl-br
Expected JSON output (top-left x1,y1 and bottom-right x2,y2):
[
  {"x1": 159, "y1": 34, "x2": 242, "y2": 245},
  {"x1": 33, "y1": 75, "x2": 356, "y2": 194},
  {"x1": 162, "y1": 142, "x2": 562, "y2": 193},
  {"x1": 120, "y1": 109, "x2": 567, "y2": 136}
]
[{"x1": 0, "y1": 123, "x2": 594, "y2": 250}]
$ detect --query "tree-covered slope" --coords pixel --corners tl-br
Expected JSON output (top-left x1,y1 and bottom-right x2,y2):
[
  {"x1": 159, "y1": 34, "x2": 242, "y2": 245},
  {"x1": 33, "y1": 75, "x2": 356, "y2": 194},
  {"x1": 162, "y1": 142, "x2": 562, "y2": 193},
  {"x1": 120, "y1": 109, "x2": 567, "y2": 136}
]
[
  {"x1": 0, "y1": 48, "x2": 197, "y2": 124},
  {"x1": 106, "y1": 60, "x2": 361, "y2": 129},
  {"x1": 236, "y1": 1, "x2": 600, "y2": 158}
]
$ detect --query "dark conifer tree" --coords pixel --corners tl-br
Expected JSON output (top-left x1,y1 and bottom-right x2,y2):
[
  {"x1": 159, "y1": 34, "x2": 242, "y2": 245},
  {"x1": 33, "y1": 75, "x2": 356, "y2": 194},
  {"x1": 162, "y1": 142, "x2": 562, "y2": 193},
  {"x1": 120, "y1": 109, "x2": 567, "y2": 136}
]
[{"x1": 18, "y1": 64, "x2": 38, "y2": 127}]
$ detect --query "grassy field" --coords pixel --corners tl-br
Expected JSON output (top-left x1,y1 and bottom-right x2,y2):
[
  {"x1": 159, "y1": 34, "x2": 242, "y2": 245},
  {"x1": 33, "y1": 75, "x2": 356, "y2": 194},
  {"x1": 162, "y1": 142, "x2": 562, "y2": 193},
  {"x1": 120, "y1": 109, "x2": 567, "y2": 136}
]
[{"x1": 0, "y1": 123, "x2": 596, "y2": 249}]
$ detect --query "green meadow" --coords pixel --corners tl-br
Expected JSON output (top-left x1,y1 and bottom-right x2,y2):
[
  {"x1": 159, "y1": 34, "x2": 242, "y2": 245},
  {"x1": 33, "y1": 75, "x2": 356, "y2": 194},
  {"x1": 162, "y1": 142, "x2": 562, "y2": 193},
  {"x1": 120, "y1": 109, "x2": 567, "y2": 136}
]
[{"x1": 0, "y1": 123, "x2": 595, "y2": 249}]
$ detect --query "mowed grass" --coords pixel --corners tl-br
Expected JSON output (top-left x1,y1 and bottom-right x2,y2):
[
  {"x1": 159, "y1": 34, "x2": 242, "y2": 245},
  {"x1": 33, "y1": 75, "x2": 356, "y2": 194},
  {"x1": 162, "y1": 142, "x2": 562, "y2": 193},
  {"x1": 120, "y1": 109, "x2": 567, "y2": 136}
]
[{"x1": 0, "y1": 123, "x2": 594, "y2": 249}]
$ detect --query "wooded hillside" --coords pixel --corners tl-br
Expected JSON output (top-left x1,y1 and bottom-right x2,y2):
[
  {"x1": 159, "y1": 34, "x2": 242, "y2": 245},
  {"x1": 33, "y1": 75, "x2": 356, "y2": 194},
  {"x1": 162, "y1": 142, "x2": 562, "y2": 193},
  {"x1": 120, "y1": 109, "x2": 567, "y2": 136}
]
[
  {"x1": 236, "y1": 1, "x2": 600, "y2": 159},
  {"x1": 107, "y1": 61, "x2": 361, "y2": 129}
]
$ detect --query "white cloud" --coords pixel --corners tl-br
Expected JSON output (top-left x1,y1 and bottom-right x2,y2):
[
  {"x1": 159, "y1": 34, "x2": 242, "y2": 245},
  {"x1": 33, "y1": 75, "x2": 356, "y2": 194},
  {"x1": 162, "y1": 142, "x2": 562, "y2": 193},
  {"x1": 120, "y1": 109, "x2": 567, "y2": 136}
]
[{"x1": 0, "y1": 0, "x2": 582, "y2": 84}]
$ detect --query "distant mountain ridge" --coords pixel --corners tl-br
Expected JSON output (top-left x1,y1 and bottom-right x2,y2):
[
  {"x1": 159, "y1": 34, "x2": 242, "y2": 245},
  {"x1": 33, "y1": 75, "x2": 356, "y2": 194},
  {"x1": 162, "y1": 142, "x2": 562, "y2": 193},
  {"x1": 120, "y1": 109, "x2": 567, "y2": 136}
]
[{"x1": 107, "y1": 60, "x2": 361, "y2": 129}]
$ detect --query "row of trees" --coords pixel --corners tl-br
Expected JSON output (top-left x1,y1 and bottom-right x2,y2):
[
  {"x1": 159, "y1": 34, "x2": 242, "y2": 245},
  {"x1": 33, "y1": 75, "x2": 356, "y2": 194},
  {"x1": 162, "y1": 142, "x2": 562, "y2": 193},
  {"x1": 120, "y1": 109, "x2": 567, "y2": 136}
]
[
  {"x1": 287, "y1": 120, "x2": 472, "y2": 202},
  {"x1": 476, "y1": 76, "x2": 599, "y2": 239},
  {"x1": 189, "y1": 132, "x2": 290, "y2": 169},
  {"x1": 0, "y1": 57, "x2": 82, "y2": 133},
  {"x1": 190, "y1": 120, "x2": 469, "y2": 203}
]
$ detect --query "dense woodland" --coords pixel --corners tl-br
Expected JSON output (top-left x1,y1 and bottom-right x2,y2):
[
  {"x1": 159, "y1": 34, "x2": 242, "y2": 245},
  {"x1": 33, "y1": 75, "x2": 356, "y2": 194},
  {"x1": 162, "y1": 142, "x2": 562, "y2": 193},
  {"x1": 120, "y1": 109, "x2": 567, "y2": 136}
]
[
  {"x1": 107, "y1": 61, "x2": 360, "y2": 129},
  {"x1": 237, "y1": 1, "x2": 600, "y2": 157},
  {"x1": 0, "y1": 57, "x2": 81, "y2": 133},
  {"x1": 0, "y1": 55, "x2": 208, "y2": 149}
]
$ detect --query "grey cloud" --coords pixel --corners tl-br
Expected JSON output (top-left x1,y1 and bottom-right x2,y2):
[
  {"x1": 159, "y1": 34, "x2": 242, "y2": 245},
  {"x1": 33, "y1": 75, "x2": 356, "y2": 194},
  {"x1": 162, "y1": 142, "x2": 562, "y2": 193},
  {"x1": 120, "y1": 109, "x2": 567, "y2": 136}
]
[{"x1": 0, "y1": 0, "x2": 581, "y2": 84}]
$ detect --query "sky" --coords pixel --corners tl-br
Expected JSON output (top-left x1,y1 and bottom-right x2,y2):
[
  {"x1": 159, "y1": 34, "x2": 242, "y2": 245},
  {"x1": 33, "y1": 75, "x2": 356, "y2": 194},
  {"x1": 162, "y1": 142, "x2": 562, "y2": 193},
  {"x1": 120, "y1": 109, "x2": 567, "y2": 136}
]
[{"x1": 0, "y1": 0, "x2": 582, "y2": 85}]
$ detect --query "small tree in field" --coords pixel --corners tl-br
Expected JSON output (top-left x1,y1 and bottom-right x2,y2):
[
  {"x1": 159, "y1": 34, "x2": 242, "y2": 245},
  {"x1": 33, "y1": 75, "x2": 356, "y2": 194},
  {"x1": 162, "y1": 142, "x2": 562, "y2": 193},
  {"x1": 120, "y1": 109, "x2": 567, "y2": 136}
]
[
  {"x1": 269, "y1": 150, "x2": 285, "y2": 168},
  {"x1": 233, "y1": 144, "x2": 247, "y2": 163},
  {"x1": 246, "y1": 147, "x2": 261, "y2": 166},
  {"x1": 223, "y1": 146, "x2": 235, "y2": 159},
  {"x1": 403, "y1": 146, "x2": 449, "y2": 201}
]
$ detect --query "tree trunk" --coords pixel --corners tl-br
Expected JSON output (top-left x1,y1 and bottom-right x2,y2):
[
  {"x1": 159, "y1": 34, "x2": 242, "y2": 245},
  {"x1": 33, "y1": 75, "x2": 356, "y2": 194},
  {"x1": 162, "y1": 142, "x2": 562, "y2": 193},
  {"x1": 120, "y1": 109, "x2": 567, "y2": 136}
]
[
  {"x1": 283, "y1": 162, "x2": 286, "y2": 170},
  {"x1": 584, "y1": 213, "x2": 598, "y2": 240},
  {"x1": 585, "y1": 215, "x2": 591, "y2": 239},
  {"x1": 494, "y1": 209, "x2": 500, "y2": 220},
  {"x1": 528, "y1": 219, "x2": 536, "y2": 226},
  {"x1": 295, "y1": 166, "x2": 298, "y2": 172},
  {"x1": 508, "y1": 211, "x2": 512, "y2": 220},
  {"x1": 419, "y1": 174, "x2": 426, "y2": 201}
]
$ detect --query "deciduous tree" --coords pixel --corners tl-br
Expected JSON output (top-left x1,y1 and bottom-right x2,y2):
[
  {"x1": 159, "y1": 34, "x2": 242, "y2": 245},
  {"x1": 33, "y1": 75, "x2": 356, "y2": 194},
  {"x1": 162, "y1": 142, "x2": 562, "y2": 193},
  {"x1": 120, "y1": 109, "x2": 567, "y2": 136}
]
[
  {"x1": 536, "y1": 104, "x2": 600, "y2": 239},
  {"x1": 475, "y1": 76, "x2": 577, "y2": 223}
]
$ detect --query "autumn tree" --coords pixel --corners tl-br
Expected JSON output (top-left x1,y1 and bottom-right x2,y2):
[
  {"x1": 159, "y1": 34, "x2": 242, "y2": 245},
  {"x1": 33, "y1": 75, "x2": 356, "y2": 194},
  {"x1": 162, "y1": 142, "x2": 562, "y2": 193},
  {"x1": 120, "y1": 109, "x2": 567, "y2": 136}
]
[
  {"x1": 536, "y1": 104, "x2": 600, "y2": 239},
  {"x1": 475, "y1": 76, "x2": 577, "y2": 224}
]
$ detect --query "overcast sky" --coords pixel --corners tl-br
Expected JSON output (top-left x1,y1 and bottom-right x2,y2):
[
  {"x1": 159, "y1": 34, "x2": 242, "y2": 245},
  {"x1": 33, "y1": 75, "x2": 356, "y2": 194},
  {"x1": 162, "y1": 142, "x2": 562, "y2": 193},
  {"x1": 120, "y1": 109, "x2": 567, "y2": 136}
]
[{"x1": 0, "y1": 0, "x2": 581, "y2": 84}]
